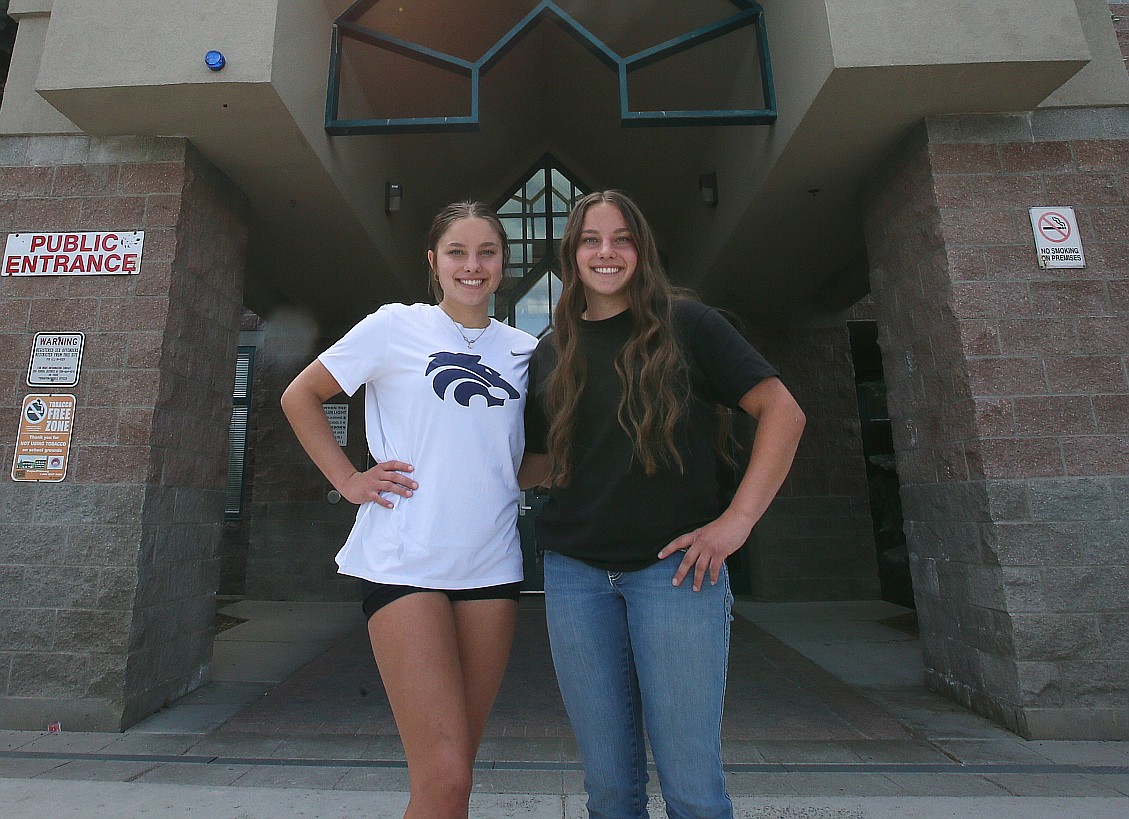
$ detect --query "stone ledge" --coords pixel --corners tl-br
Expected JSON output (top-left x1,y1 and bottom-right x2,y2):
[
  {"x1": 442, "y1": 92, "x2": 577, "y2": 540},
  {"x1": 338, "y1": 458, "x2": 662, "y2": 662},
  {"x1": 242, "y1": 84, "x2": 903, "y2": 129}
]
[
  {"x1": 1020, "y1": 706, "x2": 1129, "y2": 740},
  {"x1": 0, "y1": 696, "x2": 123, "y2": 733}
]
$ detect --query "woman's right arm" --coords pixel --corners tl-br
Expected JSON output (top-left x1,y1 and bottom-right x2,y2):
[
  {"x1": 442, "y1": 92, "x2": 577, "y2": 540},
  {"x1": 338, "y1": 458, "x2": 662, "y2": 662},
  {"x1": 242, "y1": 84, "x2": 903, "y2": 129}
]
[{"x1": 281, "y1": 360, "x2": 417, "y2": 508}]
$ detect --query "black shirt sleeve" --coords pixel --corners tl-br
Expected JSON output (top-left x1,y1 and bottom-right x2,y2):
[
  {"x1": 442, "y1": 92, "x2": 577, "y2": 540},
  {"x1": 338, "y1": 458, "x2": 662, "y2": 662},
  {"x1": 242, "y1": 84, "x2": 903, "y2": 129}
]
[
  {"x1": 675, "y1": 300, "x2": 778, "y2": 409},
  {"x1": 523, "y1": 335, "x2": 554, "y2": 454}
]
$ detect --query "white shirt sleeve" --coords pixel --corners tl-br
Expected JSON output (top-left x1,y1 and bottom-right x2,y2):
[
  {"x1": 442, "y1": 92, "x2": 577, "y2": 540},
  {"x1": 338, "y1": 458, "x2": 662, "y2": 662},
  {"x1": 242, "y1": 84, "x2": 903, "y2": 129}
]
[{"x1": 317, "y1": 307, "x2": 391, "y2": 397}]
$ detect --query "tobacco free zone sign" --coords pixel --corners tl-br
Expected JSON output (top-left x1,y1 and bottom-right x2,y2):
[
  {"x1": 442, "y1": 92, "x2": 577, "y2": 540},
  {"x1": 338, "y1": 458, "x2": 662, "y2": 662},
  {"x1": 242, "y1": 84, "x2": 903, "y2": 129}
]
[{"x1": 12, "y1": 394, "x2": 76, "y2": 482}]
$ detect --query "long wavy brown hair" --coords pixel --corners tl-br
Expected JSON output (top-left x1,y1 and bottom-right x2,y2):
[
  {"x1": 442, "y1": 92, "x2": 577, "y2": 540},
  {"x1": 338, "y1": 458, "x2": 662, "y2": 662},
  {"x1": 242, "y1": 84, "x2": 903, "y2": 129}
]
[{"x1": 546, "y1": 190, "x2": 690, "y2": 486}]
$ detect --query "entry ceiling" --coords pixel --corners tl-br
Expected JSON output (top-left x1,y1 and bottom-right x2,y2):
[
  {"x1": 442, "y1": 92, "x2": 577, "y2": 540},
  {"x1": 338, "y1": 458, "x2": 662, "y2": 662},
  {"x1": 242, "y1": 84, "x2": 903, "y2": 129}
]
[
  {"x1": 39, "y1": 1, "x2": 1089, "y2": 332},
  {"x1": 296, "y1": 0, "x2": 1086, "y2": 329},
  {"x1": 309, "y1": 0, "x2": 788, "y2": 325}
]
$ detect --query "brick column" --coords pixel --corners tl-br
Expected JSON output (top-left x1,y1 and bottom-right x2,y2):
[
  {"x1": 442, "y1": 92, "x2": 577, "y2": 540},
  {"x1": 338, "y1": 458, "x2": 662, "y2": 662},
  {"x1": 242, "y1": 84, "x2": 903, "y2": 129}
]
[
  {"x1": 863, "y1": 111, "x2": 1129, "y2": 739},
  {"x1": 0, "y1": 135, "x2": 248, "y2": 730}
]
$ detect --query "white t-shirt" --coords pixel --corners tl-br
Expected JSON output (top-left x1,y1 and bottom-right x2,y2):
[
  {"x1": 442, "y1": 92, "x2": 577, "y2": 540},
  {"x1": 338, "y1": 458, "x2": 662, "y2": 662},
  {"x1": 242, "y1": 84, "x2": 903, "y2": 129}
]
[{"x1": 318, "y1": 303, "x2": 537, "y2": 588}]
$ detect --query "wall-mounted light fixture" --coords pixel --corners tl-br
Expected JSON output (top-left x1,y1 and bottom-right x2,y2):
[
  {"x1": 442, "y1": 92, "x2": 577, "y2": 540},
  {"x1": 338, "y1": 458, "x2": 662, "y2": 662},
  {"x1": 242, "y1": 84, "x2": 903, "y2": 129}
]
[
  {"x1": 204, "y1": 50, "x2": 227, "y2": 71},
  {"x1": 385, "y1": 181, "x2": 402, "y2": 213},
  {"x1": 699, "y1": 173, "x2": 718, "y2": 207}
]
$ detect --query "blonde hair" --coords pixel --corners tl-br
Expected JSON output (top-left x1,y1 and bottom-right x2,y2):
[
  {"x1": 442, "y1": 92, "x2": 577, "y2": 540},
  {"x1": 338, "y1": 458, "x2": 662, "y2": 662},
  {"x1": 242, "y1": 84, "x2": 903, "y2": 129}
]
[{"x1": 425, "y1": 201, "x2": 509, "y2": 301}]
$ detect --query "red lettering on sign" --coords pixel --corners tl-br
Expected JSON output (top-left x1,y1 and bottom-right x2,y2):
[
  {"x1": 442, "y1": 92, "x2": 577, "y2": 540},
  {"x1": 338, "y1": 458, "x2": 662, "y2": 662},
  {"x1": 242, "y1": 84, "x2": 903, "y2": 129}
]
[
  {"x1": 122, "y1": 254, "x2": 137, "y2": 273},
  {"x1": 62, "y1": 235, "x2": 79, "y2": 253},
  {"x1": 104, "y1": 255, "x2": 121, "y2": 273},
  {"x1": 29, "y1": 235, "x2": 46, "y2": 251},
  {"x1": 5, "y1": 256, "x2": 20, "y2": 274},
  {"x1": 102, "y1": 234, "x2": 119, "y2": 252}
]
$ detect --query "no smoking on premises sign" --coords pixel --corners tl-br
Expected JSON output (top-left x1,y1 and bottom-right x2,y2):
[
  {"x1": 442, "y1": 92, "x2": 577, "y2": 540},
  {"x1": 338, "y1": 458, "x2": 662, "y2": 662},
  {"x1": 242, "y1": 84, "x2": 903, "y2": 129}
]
[{"x1": 1028, "y1": 207, "x2": 1085, "y2": 269}]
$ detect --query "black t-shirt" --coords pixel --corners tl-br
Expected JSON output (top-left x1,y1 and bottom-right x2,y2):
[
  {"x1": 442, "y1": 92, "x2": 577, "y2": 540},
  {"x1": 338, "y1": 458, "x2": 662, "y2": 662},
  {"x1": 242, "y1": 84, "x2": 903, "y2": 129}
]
[{"x1": 524, "y1": 299, "x2": 778, "y2": 571}]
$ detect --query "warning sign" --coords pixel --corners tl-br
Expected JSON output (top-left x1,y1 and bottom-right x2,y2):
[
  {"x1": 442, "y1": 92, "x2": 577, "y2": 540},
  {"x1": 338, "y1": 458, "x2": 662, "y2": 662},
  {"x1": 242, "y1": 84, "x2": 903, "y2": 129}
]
[
  {"x1": 2, "y1": 231, "x2": 144, "y2": 276},
  {"x1": 324, "y1": 404, "x2": 349, "y2": 447},
  {"x1": 12, "y1": 394, "x2": 76, "y2": 482},
  {"x1": 27, "y1": 332, "x2": 85, "y2": 387},
  {"x1": 1029, "y1": 208, "x2": 1085, "y2": 269}
]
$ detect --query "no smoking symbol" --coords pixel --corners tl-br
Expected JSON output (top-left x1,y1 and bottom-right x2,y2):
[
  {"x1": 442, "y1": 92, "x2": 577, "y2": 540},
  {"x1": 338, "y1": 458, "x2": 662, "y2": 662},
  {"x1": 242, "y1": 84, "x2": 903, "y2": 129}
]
[{"x1": 1037, "y1": 212, "x2": 1071, "y2": 244}]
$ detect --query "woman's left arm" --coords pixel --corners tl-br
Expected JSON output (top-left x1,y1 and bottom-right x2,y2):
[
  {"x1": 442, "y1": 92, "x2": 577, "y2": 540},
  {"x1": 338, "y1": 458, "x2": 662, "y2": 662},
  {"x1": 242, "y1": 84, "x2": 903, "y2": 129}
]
[
  {"x1": 518, "y1": 452, "x2": 552, "y2": 490},
  {"x1": 657, "y1": 376, "x2": 806, "y2": 591}
]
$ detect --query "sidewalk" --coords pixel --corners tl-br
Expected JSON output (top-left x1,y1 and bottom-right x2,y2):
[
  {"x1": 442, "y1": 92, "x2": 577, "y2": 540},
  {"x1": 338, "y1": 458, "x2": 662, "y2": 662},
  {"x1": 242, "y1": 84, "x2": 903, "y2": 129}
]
[{"x1": 2, "y1": 598, "x2": 1127, "y2": 817}]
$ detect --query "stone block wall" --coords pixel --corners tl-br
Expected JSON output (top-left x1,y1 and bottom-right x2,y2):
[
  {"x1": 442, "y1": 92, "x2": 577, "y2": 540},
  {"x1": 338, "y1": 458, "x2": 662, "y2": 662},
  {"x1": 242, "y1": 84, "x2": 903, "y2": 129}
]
[
  {"x1": 748, "y1": 321, "x2": 881, "y2": 601},
  {"x1": 0, "y1": 135, "x2": 248, "y2": 730},
  {"x1": 863, "y1": 110, "x2": 1129, "y2": 738}
]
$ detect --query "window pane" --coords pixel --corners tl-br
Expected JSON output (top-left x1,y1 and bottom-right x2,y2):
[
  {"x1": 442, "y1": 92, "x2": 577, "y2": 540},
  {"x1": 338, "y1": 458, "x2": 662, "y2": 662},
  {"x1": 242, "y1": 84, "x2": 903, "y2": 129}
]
[
  {"x1": 225, "y1": 406, "x2": 250, "y2": 517},
  {"x1": 551, "y1": 169, "x2": 567, "y2": 194},
  {"x1": 232, "y1": 355, "x2": 252, "y2": 400},
  {"x1": 515, "y1": 273, "x2": 552, "y2": 337},
  {"x1": 225, "y1": 347, "x2": 255, "y2": 519},
  {"x1": 494, "y1": 159, "x2": 586, "y2": 328},
  {"x1": 532, "y1": 238, "x2": 549, "y2": 263},
  {"x1": 525, "y1": 171, "x2": 545, "y2": 199}
]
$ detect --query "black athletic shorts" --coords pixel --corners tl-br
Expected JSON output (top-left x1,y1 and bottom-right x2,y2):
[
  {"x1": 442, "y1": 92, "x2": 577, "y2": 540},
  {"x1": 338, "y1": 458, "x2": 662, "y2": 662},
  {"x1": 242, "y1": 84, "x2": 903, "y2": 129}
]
[{"x1": 360, "y1": 580, "x2": 522, "y2": 620}]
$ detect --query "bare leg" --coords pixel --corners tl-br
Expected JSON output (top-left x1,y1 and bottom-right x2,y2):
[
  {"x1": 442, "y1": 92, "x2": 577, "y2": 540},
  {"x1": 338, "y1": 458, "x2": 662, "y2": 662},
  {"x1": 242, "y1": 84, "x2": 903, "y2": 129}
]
[
  {"x1": 367, "y1": 593, "x2": 517, "y2": 818},
  {"x1": 452, "y1": 598, "x2": 518, "y2": 753}
]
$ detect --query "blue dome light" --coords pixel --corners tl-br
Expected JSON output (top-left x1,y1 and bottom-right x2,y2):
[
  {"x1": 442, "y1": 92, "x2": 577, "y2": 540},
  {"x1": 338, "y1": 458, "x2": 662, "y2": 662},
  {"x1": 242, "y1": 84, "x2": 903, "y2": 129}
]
[{"x1": 205, "y1": 51, "x2": 226, "y2": 71}]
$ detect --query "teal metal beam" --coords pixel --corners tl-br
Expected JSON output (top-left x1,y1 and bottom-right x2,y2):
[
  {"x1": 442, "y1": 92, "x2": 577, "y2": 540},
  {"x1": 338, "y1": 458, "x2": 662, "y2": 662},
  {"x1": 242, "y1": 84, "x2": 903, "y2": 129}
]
[{"x1": 325, "y1": 0, "x2": 776, "y2": 135}]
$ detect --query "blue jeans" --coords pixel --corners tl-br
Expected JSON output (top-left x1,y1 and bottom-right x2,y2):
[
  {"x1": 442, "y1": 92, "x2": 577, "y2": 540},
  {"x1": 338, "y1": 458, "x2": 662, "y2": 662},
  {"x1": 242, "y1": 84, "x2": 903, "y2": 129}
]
[{"x1": 544, "y1": 551, "x2": 734, "y2": 819}]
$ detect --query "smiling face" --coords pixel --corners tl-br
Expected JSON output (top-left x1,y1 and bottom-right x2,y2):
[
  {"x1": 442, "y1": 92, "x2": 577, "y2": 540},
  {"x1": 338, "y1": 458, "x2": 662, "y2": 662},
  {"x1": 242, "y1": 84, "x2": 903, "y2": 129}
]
[
  {"x1": 427, "y1": 216, "x2": 504, "y2": 325},
  {"x1": 574, "y1": 202, "x2": 638, "y2": 320}
]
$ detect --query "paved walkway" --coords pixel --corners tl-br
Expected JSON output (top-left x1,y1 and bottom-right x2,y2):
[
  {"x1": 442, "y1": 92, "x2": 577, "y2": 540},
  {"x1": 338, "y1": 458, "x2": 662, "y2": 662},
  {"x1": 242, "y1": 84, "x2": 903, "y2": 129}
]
[{"x1": 2, "y1": 598, "x2": 1128, "y2": 817}]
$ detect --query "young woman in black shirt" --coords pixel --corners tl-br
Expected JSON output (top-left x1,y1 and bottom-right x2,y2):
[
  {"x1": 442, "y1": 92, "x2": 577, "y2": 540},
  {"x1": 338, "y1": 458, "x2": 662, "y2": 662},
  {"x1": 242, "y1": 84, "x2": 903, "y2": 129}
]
[{"x1": 522, "y1": 190, "x2": 806, "y2": 818}]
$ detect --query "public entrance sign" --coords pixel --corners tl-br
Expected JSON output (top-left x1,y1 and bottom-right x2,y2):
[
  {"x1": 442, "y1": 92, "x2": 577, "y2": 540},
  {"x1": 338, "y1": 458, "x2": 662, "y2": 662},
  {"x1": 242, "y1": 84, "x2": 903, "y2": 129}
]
[
  {"x1": 12, "y1": 394, "x2": 76, "y2": 482},
  {"x1": 1028, "y1": 207, "x2": 1085, "y2": 269},
  {"x1": 3, "y1": 231, "x2": 145, "y2": 276},
  {"x1": 27, "y1": 332, "x2": 85, "y2": 387}
]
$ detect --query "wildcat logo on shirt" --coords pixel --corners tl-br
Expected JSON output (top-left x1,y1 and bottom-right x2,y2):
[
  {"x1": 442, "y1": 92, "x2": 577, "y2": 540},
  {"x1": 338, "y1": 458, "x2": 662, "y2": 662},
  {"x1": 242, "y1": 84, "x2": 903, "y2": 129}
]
[{"x1": 426, "y1": 352, "x2": 519, "y2": 407}]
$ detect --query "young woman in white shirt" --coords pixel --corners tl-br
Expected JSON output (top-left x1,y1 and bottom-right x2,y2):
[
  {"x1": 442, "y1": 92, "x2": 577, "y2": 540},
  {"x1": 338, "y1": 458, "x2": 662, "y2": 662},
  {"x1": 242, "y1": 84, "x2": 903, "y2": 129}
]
[{"x1": 282, "y1": 202, "x2": 536, "y2": 818}]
